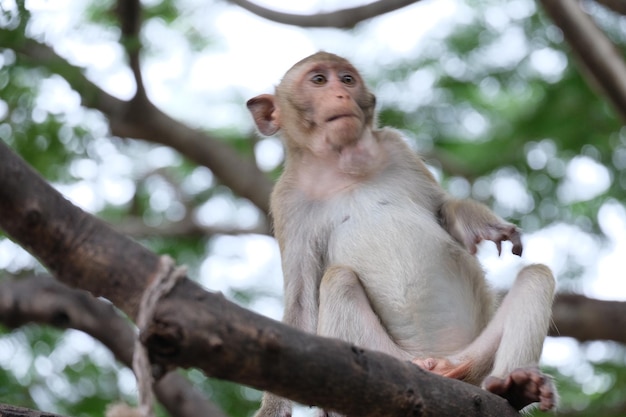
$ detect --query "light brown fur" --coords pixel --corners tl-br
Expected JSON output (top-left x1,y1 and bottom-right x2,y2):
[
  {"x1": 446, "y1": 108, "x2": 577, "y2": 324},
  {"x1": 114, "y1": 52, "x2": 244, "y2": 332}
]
[{"x1": 247, "y1": 52, "x2": 556, "y2": 416}]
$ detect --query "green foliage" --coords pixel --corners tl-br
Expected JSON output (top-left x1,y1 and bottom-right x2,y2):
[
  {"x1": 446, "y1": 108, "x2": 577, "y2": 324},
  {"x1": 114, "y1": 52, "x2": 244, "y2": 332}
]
[
  {"x1": 0, "y1": 326, "x2": 37, "y2": 408},
  {"x1": 0, "y1": 325, "x2": 132, "y2": 417},
  {"x1": 374, "y1": 4, "x2": 623, "y2": 236},
  {"x1": 530, "y1": 358, "x2": 626, "y2": 417},
  {"x1": 1, "y1": 0, "x2": 626, "y2": 415},
  {"x1": 0, "y1": 63, "x2": 90, "y2": 181},
  {"x1": 186, "y1": 369, "x2": 260, "y2": 417},
  {"x1": 146, "y1": 235, "x2": 208, "y2": 271},
  {"x1": 143, "y1": 0, "x2": 180, "y2": 25},
  {"x1": 84, "y1": 0, "x2": 117, "y2": 28}
]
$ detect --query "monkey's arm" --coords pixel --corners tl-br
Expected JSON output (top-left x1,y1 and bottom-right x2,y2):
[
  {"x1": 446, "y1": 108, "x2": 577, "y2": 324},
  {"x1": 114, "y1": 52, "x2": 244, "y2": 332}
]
[
  {"x1": 280, "y1": 245, "x2": 323, "y2": 332},
  {"x1": 439, "y1": 198, "x2": 523, "y2": 256},
  {"x1": 256, "y1": 242, "x2": 323, "y2": 417},
  {"x1": 397, "y1": 139, "x2": 522, "y2": 257}
]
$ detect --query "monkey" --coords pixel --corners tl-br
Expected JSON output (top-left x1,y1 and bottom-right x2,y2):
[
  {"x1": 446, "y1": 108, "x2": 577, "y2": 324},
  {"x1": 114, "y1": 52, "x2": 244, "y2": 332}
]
[{"x1": 247, "y1": 52, "x2": 556, "y2": 416}]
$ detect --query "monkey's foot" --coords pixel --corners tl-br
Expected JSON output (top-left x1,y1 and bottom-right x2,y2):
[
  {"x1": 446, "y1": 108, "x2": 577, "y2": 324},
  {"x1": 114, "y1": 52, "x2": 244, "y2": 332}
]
[
  {"x1": 483, "y1": 367, "x2": 556, "y2": 411},
  {"x1": 412, "y1": 357, "x2": 471, "y2": 380}
]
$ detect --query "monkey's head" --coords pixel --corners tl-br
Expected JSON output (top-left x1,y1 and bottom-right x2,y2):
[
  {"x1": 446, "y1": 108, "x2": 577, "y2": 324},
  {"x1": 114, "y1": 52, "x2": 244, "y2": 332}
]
[{"x1": 247, "y1": 52, "x2": 377, "y2": 154}]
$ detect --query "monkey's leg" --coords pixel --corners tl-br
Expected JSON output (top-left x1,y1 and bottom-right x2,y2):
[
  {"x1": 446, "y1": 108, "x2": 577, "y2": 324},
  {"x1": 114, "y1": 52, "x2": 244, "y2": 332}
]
[
  {"x1": 317, "y1": 265, "x2": 410, "y2": 359},
  {"x1": 416, "y1": 264, "x2": 556, "y2": 410},
  {"x1": 481, "y1": 264, "x2": 557, "y2": 411},
  {"x1": 488, "y1": 265, "x2": 555, "y2": 375},
  {"x1": 316, "y1": 266, "x2": 410, "y2": 417}
]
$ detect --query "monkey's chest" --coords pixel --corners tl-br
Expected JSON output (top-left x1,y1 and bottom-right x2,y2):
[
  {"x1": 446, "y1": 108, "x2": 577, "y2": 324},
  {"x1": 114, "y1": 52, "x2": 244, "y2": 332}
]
[
  {"x1": 323, "y1": 197, "x2": 482, "y2": 351},
  {"x1": 326, "y1": 198, "x2": 450, "y2": 289}
]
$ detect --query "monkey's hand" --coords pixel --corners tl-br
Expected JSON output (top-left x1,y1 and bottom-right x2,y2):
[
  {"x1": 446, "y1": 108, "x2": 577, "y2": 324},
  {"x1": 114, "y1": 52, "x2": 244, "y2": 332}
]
[
  {"x1": 466, "y1": 221, "x2": 522, "y2": 256},
  {"x1": 439, "y1": 199, "x2": 523, "y2": 256}
]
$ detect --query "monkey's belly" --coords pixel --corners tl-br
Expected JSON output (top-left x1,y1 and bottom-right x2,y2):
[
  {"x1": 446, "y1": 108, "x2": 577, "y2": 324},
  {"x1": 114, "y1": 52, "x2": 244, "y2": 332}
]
[{"x1": 327, "y1": 201, "x2": 488, "y2": 356}]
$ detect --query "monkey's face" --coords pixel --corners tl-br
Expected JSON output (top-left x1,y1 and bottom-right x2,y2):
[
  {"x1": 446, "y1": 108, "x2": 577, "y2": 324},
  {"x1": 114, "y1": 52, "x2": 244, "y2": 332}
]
[{"x1": 277, "y1": 54, "x2": 376, "y2": 153}]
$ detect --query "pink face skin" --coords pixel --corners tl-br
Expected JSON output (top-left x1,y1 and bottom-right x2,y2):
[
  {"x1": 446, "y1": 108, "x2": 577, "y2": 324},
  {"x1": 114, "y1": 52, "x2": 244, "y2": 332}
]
[{"x1": 293, "y1": 61, "x2": 368, "y2": 152}]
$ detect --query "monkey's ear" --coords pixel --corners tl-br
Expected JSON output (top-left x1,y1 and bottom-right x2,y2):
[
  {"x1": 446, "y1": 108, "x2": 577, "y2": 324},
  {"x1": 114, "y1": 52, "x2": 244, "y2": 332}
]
[{"x1": 247, "y1": 94, "x2": 280, "y2": 136}]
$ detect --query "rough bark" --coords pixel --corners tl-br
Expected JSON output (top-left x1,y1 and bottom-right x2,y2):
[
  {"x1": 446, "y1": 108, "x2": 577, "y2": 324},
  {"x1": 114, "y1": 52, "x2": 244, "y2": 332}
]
[
  {"x1": 0, "y1": 140, "x2": 156, "y2": 319},
  {"x1": 0, "y1": 126, "x2": 520, "y2": 417}
]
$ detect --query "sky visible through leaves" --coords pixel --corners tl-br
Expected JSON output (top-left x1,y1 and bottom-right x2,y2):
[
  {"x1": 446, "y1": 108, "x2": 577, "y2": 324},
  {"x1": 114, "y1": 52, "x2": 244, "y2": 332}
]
[{"x1": 1, "y1": 0, "x2": 626, "y2": 415}]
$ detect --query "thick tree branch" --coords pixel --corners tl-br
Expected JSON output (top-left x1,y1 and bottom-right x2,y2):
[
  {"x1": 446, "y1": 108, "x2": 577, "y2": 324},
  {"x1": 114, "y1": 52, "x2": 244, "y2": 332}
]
[
  {"x1": 549, "y1": 293, "x2": 626, "y2": 344},
  {"x1": 0, "y1": 129, "x2": 520, "y2": 417},
  {"x1": 0, "y1": 276, "x2": 227, "y2": 417},
  {"x1": 3, "y1": 139, "x2": 626, "y2": 415},
  {"x1": 229, "y1": 0, "x2": 422, "y2": 28},
  {"x1": 539, "y1": 0, "x2": 626, "y2": 123},
  {"x1": 0, "y1": 30, "x2": 273, "y2": 214}
]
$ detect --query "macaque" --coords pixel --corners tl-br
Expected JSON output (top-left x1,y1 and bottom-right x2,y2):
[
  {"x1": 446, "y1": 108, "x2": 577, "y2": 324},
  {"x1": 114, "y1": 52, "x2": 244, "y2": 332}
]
[{"x1": 247, "y1": 52, "x2": 556, "y2": 416}]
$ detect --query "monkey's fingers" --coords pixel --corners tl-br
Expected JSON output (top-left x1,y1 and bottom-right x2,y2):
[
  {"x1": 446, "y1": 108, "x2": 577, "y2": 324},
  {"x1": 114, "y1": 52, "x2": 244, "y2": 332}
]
[
  {"x1": 510, "y1": 229, "x2": 523, "y2": 256},
  {"x1": 538, "y1": 380, "x2": 557, "y2": 411},
  {"x1": 489, "y1": 224, "x2": 523, "y2": 257},
  {"x1": 466, "y1": 237, "x2": 480, "y2": 255},
  {"x1": 412, "y1": 357, "x2": 472, "y2": 381},
  {"x1": 412, "y1": 357, "x2": 438, "y2": 371}
]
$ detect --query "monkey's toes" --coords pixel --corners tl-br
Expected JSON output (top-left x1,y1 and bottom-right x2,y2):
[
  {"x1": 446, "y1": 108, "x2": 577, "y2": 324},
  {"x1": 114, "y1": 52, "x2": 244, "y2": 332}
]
[
  {"x1": 484, "y1": 367, "x2": 556, "y2": 411},
  {"x1": 411, "y1": 357, "x2": 437, "y2": 370}
]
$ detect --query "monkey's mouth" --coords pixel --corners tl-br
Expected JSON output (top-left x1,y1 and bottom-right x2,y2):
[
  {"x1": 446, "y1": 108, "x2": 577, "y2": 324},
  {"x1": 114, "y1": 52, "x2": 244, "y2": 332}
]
[{"x1": 326, "y1": 114, "x2": 356, "y2": 122}]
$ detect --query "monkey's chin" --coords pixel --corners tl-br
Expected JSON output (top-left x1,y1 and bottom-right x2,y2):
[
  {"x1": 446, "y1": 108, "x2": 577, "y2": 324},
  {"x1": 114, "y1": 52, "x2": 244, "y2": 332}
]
[
  {"x1": 328, "y1": 135, "x2": 360, "y2": 152},
  {"x1": 326, "y1": 121, "x2": 363, "y2": 150}
]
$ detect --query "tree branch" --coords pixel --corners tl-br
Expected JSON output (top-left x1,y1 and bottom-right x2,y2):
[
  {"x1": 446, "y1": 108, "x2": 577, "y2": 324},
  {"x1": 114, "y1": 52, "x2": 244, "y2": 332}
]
[
  {"x1": 594, "y1": 0, "x2": 626, "y2": 16},
  {"x1": 229, "y1": 0, "x2": 422, "y2": 28},
  {"x1": 0, "y1": 30, "x2": 273, "y2": 214},
  {"x1": 0, "y1": 276, "x2": 227, "y2": 417},
  {"x1": 539, "y1": 0, "x2": 626, "y2": 123},
  {"x1": 549, "y1": 293, "x2": 626, "y2": 344},
  {"x1": 0, "y1": 125, "x2": 521, "y2": 417},
  {"x1": 0, "y1": 403, "x2": 66, "y2": 417},
  {"x1": 115, "y1": 0, "x2": 147, "y2": 100},
  {"x1": 112, "y1": 215, "x2": 270, "y2": 238},
  {"x1": 3, "y1": 138, "x2": 626, "y2": 415}
]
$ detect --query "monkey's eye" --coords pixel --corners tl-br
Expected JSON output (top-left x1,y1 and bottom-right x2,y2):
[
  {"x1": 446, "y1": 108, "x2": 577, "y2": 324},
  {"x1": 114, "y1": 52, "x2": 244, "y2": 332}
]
[
  {"x1": 311, "y1": 74, "x2": 327, "y2": 85},
  {"x1": 341, "y1": 74, "x2": 356, "y2": 85}
]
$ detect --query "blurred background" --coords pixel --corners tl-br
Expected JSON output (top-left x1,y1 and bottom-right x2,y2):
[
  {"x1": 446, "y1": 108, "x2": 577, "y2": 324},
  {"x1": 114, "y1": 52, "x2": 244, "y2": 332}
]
[{"x1": 1, "y1": 0, "x2": 625, "y2": 416}]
